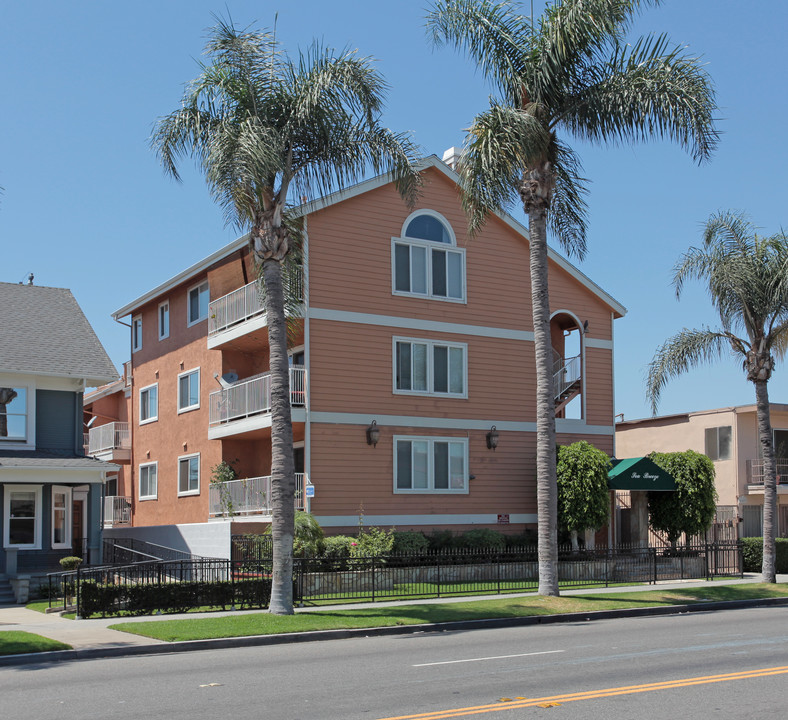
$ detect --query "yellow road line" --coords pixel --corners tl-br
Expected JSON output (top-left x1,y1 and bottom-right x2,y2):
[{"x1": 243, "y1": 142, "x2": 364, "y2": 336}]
[{"x1": 378, "y1": 665, "x2": 788, "y2": 720}]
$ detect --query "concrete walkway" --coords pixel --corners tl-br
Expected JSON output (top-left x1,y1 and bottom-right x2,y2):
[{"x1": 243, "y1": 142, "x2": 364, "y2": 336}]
[{"x1": 1, "y1": 574, "x2": 786, "y2": 665}]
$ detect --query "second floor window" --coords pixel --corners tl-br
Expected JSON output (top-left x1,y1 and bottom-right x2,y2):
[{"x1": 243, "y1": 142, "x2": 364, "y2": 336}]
[
  {"x1": 158, "y1": 301, "x2": 170, "y2": 340},
  {"x1": 394, "y1": 338, "x2": 466, "y2": 397},
  {"x1": 178, "y1": 369, "x2": 200, "y2": 412},
  {"x1": 139, "y1": 384, "x2": 158, "y2": 424},
  {"x1": 188, "y1": 281, "x2": 210, "y2": 326},
  {"x1": 392, "y1": 211, "x2": 465, "y2": 302},
  {"x1": 139, "y1": 463, "x2": 158, "y2": 500},
  {"x1": 705, "y1": 426, "x2": 731, "y2": 461},
  {"x1": 0, "y1": 386, "x2": 27, "y2": 442},
  {"x1": 178, "y1": 454, "x2": 200, "y2": 495}
]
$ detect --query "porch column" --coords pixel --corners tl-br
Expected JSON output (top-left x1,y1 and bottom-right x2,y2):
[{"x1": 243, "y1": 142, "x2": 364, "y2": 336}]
[{"x1": 630, "y1": 491, "x2": 649, "y2": 548}]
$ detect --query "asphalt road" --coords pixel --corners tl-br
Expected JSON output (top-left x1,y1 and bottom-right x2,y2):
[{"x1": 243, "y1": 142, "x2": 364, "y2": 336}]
[{"x1": 2, "y1": 605, "x2": 787, "y2": 719}]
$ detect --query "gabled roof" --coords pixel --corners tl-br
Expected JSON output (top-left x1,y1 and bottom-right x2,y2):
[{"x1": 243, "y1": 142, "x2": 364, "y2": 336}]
[
  {"x1": 0, "y1": 282, "x2": 118, "y2": 386},
  {"x1": 112, "y1": 155, "x2": 627, "y2": 319}
]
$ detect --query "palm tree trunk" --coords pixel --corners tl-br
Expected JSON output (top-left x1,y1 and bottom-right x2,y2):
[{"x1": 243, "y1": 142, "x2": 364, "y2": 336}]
[
  {"x1": 754, "y1": 378, "x2": 777, "y2": 583},
  {"x1": 528, "y1": 205, "x2": 559, "y2": 596},
  {"x1": 262, "y1": 258, "x2": 297, "y2": 614}
]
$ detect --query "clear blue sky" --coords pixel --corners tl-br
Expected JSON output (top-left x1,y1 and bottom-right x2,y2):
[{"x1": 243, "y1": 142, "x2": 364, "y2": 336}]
[{"x1": 2, "y1": 1, "x2": 786, "y2": 421}]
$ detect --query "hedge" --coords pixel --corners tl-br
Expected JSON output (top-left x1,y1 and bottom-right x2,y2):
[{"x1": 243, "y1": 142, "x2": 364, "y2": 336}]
[{"x1": 741, "y1": 538, "x2": 788, "y2": 574}]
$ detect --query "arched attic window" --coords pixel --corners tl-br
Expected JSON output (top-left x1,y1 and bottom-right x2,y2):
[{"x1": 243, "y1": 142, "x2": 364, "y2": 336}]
[{"x1": 393, "y1": 211, "x2": 465, "y2": 302}]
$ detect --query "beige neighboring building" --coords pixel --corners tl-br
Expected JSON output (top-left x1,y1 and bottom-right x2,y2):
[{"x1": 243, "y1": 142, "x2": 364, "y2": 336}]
[{"x1": 616, "y1": 404, "x2": 788, "y2": 538}]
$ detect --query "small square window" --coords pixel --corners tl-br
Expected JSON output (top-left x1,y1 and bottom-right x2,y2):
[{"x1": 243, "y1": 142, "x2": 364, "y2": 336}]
[
  {"x1": 139, "y1": 384, "x2": 158, "y2": 425},
  {"x1": 704, "y1": 426, "x2": 731, "y2": 461},
  {"x1": 188, "y1": 281, "x2": 210, "y2": 326},
  {"x1": 178, "y1": 369, "x2": 200, "y2": 413},
  {"x1": 158, "y1": 301, "x2": 170, "y2": 340},
  {"x1": 178, "y1": 454, "x2": 200, "y2": 496}
]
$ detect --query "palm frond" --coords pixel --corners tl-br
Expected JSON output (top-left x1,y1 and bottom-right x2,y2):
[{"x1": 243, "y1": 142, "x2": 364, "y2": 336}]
[
  {"x1": 560, "y1": 32, "x2": 718, "y2": 163},
  {"x1": 548, "y1": 140, "x2": 588, "y2": 259},
  {"x1": 646, "y1": 328, "x2": 739, "y2": 415}
]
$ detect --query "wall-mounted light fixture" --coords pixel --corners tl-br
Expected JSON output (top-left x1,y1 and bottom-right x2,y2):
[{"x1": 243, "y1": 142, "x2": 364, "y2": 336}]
[
  {"x1": 583, "y1": 319, "x2": 589, "y2": 333},
  {"x1": 366, "y1": 420, "x2": 380, "y2": 447},
  {"x1": 486, "y1": 425, "x2": 499, "y2": 451}
]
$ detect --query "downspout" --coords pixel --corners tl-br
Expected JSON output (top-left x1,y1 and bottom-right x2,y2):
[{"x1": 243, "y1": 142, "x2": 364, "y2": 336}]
[
  {"x1": 609, "y1": 311, "x2": 615, "y2": 548},
  {"x1": 303, "y1": 217, "x2": 312, "y2": 514},
  {"x1": 115, "y1": 316, "x2": 134, "y2": 524}
]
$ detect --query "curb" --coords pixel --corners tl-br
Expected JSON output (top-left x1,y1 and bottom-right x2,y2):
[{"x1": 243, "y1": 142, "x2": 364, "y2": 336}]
[{"x1": 3, "y1": 595, "x2": 787, "y2": 667}]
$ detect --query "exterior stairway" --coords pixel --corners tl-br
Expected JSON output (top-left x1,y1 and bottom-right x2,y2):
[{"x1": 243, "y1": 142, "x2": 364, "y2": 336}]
[
  {"x1": 553, "y1": 352, "x2": 582, "y2": 413},
  {"x1": 0, "y1": 574, "x2": 17, "y2": 605}
]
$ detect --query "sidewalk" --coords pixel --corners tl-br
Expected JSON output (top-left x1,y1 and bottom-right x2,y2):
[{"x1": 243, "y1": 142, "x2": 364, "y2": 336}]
[{"x1": 1, "y1": 574, "x2": 786, "y2": 665}]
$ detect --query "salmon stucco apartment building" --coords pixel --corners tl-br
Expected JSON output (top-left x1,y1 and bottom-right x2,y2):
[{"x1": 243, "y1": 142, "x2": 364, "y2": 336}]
[
  {"x1": 86, "y1": 153, "x2": 626, "y2": 558},
  {"x1": 616, "y1": 404, "x2": 788, "y2": 539}
]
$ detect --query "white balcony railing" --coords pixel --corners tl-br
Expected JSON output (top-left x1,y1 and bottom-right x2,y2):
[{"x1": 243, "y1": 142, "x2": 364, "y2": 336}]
[
  {"x1": 209, "y1": 474, "x2": 306, "y2": 517},
  {"x1": 209, "y1": 367, "x2": 305, "y2": 426},
  {"x1": 103, "y1": 495, "x2": 132, "y2": 527},
  {"x1": 88, "y1": 422, "x2": 131, "y2": 455},
  {"x1": 553, "y1": 354, "x2": 581, "y2": 400},
  {"x1": 747, "y1": 459, "x2": 788, "y2": 485},
  {"x1": 208, "y1": 272, "x2": 304, "y2": 336}
]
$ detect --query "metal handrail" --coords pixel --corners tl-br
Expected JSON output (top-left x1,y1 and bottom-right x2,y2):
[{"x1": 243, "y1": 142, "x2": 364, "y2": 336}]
[
  {"x1": 553, "y1": 354, "x2": 581, "y2": 400},
  {"x1": 88, "y1": 422, "x2": 131, "y2": 454},
  {"x1": 209, "y1": 473, "x2": 306, "y2": 516},
  {"x1": 209, "y1": 366, "x2": 305, "y2": 425}
]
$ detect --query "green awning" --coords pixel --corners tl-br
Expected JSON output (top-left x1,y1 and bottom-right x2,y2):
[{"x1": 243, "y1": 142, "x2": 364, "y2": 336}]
[{"x1": 608, "y1": 457, "x2": 676, "y2": 491}]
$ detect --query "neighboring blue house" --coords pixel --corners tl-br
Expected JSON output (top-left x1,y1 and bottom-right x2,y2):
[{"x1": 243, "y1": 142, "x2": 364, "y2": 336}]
[{"x1": 1, "y1": 279, "x2": 118, "y2": 602}]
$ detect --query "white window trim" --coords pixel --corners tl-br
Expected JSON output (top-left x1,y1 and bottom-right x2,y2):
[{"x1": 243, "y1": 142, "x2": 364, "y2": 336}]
[
  {"x1": 187, "y1": 280, "x2": 210, "y2": 327},
  {"x1": 0, "y1": 380, "x2": 35, "y2": 450},
  {"x1": 705, "y1": 425, "x2": 732, "y2": 462},
  {"x1": 393, "y1": 436, "x2": 469, "y2": 494},
  {"x1": 139, "y1": 382, "x2": 158, "y2": 425},
  {"x1": 158, "y1": 300, "x2": 170, "y2": 341},
  {"x1": 177, "y1": 453, "x2": 200, "y2": 497},
  {"x1": 132, "y1": 315, "x2": 143, "y2": 353},
  {"x1": 139, "y1": 461, "x2": 158, "y2": 501},
  {"x1": 3, "y1": 484, "x2": 42, "y2": 549},
  {"x1": 177, "y1": 367, "x2": 201, "y2": 414},
  {"x1": 392, "y1": 336, "x2": 468, "y2": 399},
  {"x1": 391, "y1": 210, "x2": 466, "y2": 304},
  {"x1": 51, "y1": 485, "x2": 72, "y2": 550}
]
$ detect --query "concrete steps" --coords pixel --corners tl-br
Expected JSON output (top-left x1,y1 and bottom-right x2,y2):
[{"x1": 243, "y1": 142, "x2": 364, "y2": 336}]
[{"x1": 0, "y1": 575, "x2": 17, "y2": 605}]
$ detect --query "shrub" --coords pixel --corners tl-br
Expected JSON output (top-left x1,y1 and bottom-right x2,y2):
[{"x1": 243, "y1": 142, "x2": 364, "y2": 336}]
[
  {"x1": 350, "y1": 527, "x2": 395, "y2": 558},
  {"x1": 504, "y1": 530, "x2": 538, "y2": 549},
  {"x1": 322, "y1": 535, "x2": 355, "y2": 559},
  {"x1": 426, "y1": 529, "x2": 461, "y2": 552},
  {"x1": 556, "y1": 441, "x2": 610, "y2": 536},
  {"x1": 392, "y1": 531, "x2": 429, "y2": 554},
  {"x1": 741, "y1": 537, "x2": 788, "y2": 573},
  {"x1": 460, "y1": 528, "x2": 506, "y2": 550},
  {"x1": 59, "y1": 556, "x2": 83, "y2": 571}
]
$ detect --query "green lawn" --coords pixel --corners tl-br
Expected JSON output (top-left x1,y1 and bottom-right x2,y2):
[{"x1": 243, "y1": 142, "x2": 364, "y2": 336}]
[
  {"x1": 109, "y1": 582, "x2": 788, "y2": 642},
  {"x1": 0, "y1": 631, "x2": 71, "y2": 656}
]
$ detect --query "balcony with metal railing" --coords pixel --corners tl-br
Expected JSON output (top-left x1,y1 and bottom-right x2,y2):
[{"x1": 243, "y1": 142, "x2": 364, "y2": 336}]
[
  {"x1": 207, "y1": 272, "x2": 304, "y2": 349},
  {"x1": 208, "y1": 366, "x2": 306, "y2": 437},
  {"x1": 87, "y1": 422, "x2": 131, "y2": 461},
  {"x1": 209, "y1": 473, "x2": 306, "y2": 517},
  {"x1": 103, "y1": 495, "x2": 132, "y2": 527},
  {"x1": 746, "y1": 459, "x2": 788, "y2": 490}
]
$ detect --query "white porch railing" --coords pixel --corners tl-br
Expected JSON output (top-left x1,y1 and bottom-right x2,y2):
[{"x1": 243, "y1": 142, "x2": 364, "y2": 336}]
[
  {"x1": 553, "y1": 354, "x2": 581, "y2": 400},
  {"x1": 747, "y1": 459, "x2": 788, "y2": 485},
  {"x1": 103, "y1": 495, "x2": 132, "y2": 527},
  {"x1": 88, "y1": 422, "x2": 131, "y2": 454},
  {"x1": 209, "y1": 473, "x2": 306, "y2": 517},
  {"x1": 208, "y1": 271, "x2": 304, "y2": 336},
  {"x1": 209, "y1": 367, "x2": 305, "y2": 426}
]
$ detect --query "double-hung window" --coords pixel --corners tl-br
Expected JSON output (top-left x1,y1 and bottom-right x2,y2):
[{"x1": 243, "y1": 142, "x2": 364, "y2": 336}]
[
  {"x1": 178, "y1": 368, "x2": 200, "y2": 413},
  {"x1": 51, "y1": 486, "x2": 72, "y2": 549},
  {"x1": 139, "y1": 462, "x2": 158, "y2": 500},
  {"x1": 3, "y1": 485, "x2": 42, "y2": 549},
  {"x1": 131, "y1": 316, "x2": 143, "y2": 353},
  {"x1": 392, "y1": 211, "x2": 465, "y2": 302},
  {"x1": 0, "y1": 386, "x2": 28, "y2": 442},
  {"x1": 158, "y1": 301, "x2": 170, "y2": 340},
  {"x1": 394, "y1": 338, "x2": 466, "y2": 397},
  {"x1": 139, "y1": 383, "x2": 158, "y2": 424},
  {"x1": 394, "y1": 437, "x2": 468, "y2": 493},
  {"x1": 188, "y1": 281, "x2": 210, "y2": 326},
  {"x1": 178, "y1": 454, "x2": 200, "y2": 496},
  {"x1": 704, "y1": 426, "x2": 731, "y2": 461}
]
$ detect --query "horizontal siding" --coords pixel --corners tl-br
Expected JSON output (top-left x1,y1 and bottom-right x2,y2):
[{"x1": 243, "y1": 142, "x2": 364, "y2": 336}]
[{"x1": 584, "y1": 347, "x2": 614, "y2": 425}]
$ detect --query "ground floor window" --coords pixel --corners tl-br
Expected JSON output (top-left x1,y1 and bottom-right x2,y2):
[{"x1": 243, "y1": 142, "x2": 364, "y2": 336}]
[
  {"x1": 178, "y1": 454, "x2": 200, "y2": 496},
  {"x1": 3, "y1": 484, "x2": 42, "y2": 549},
  {"x1": 394, "y1": 436, "x2": 468, "y2": 493}
]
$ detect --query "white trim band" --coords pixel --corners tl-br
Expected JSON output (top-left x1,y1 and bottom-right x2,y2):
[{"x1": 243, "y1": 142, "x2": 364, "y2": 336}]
[{"x1": 314, "y1": 513, "x2": 538, "y2": 527}]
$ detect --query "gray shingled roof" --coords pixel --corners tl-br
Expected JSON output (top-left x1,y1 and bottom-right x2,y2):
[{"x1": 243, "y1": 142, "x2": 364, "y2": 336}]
[
  {"x1": 0, "y1": 449, "x2": 118, "y2": 472},
  {"x1": 0, "y1": 282, "x2": 118, "y2": 385}
]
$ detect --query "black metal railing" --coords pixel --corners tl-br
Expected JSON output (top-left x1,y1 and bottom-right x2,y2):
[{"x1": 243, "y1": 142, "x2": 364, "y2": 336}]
[{"x1": 103, "y1": 537, "x2": 204, "y2": 563}]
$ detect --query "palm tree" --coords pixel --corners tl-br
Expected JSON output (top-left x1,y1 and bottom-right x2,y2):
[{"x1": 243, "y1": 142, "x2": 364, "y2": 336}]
[
  {"x1": 427, "y1": 0, "x2": 717, "y2": 595},
  {"x1": 647, "y1": 211, "x2": 788, "y2": 583},
  {"x1": 152, "y1": 17, "x2": 420, "y2": 614}
]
